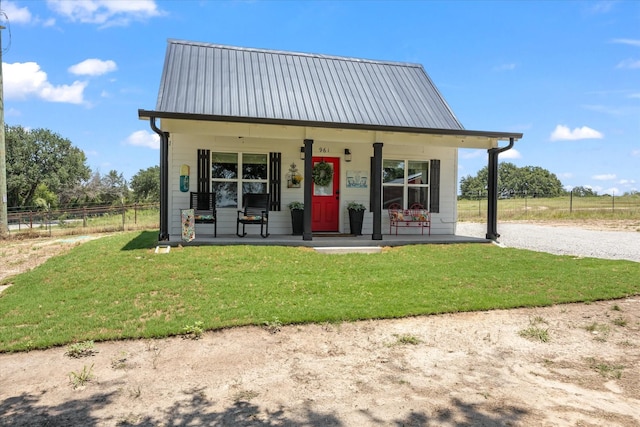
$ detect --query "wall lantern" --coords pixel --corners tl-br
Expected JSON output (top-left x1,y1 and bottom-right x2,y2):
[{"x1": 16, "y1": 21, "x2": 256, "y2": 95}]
[
  {"x1": 344, "y1": 149, "x2": 352, "y2": 162},
  {"x1": 300, "y1": 147, "x2": 305, "y2": 160}
]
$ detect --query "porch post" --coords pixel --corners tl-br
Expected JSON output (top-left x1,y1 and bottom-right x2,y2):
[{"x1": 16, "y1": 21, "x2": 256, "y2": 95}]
[
  {"x1": 486, "y1": 137, "x2": 514, "y2": 240},
  {"x1": 302, "y1": 139, "x2": 313, "y2": 241},
  {"x1": 372, "y1": 142, "x2": 383, "y2": 240}
]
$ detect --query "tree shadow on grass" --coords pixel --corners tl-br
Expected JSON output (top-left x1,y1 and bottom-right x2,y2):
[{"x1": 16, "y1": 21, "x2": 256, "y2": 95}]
[
  {"x1": 121, "y1": 230, "x2": 158, "y2": 251},
  {"x1": 1, "y1": 388, "x2": 529, "y2": 426}
]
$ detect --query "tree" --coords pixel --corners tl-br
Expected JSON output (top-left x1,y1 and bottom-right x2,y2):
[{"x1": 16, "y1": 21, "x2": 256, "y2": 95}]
[
  {"x1": 571, "y1": 186, "x2": 597, "y2": 197},
  {"x1": 130, "y1": 165, "x2": 160, "y2": 202},
  {"x1": 6, "y1": 125, "x2": 91, "y2": 207},
  {"x1": 459, "y1": 162, "x2": 565, "y2": 199},
  {"x1": 99, "y1": 170, "x2": 129, "y2": 204}
]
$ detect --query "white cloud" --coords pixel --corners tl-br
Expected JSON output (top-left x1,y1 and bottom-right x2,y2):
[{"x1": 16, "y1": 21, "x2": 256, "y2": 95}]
[
  {"x1": 3, "y1": 1, "x2": 33, "y2": 23},
  {"x1": 632, "y1": 149, "x2": 640, "y2": 157},
  {"x1": 47, "y1": 0, "x2": 162, "y2": 27},
  {"x1": 588, "y1": 1, "x2": 615, "y2": 13},
  {"x1": 493, "y1": 63, "x2": 516, "y2": 71},
  {"x1": 558, "y1": 172, "x2": 574, "y2": 179},
  {"x1": 69, "y1": 59, "x2": 117, "y2": 76},
  {"x1": 612, "y1": 38, "x2": 640, "y2": 47},
  {"x1": 125, "y1": 130, "x2": 159, "y2": 149},
  {"x1": 4, "y1": 62, "x2": 86, "y2": 104},
  {"x1": 550, "y1": 125, "x2": 604, "y2": 141},
  {"x1": 500, "y1": 148, "x2": 521, "y2": 159},
  {"x1": 619, "y1": 179, "x2": 636, "y2": 185},
  {"x1": 616, "y1": 58, "x2": 640, "y2": 69},
  {"x1": 592, "y1": 174, "x2": 616, "y2": 181},
  {"x1": 459, "y1": 149, "x2": 485, "y2": 160},
  {"x1": 602, "y1": 187, "x2": 619, "y2": 196},
  {"x1": 629, "y1": 93, "x2": 640, "y2": 99}
]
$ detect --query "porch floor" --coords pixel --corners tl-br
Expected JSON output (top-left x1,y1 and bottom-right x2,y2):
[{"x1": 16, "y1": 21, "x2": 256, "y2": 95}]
[{"x1": 163, "y1": 233, "x2": 491, "y2": 248}]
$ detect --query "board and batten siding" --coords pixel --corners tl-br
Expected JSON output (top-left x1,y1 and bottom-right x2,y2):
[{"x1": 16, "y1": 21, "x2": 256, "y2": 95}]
[{"x1": 163, "y1": 119, "x2": 459, "y2": 239}]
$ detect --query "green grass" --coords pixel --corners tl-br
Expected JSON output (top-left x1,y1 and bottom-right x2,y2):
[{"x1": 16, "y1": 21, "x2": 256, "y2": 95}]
[
  {"x1": 458, "y1": 195, "x2": 640, "y2": 222},
  {"x1": 1, "y1": 230, "x2": 639, "y2": 352}
]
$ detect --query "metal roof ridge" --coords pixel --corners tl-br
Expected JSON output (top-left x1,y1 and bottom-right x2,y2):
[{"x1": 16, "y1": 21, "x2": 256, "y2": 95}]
[{"x1": 166, "y1": 38, "x2": 425, "y2": 69}]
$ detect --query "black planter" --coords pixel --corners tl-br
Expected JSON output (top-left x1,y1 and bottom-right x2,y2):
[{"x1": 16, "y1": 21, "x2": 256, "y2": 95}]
[
  {"x1": 348, "y1": 209, "x2": 364, "y2": 236},
  {"x1": 290, "y1": 209, "x2": 304, "y2": 235}
]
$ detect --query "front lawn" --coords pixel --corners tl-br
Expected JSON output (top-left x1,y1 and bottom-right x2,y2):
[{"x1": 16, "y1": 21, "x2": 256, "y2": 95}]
[{"x1": 1, "y1": 230, "x2": 638, "y2": 352}]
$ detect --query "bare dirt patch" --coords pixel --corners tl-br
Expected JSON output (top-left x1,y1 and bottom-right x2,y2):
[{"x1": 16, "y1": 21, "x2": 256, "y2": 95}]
[{"x1": 1, "y1": 223, "x2": 639, "y2": 426}]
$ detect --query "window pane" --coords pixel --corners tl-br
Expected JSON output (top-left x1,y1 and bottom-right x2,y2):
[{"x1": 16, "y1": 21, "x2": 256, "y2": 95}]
[
  {"x1": 383, "y1": 186, "x2": 403, "y2": 209},
  {"x1": 383, "y1": 160, "x2": 405, "y2": 183},
  {"x1": 242, "y1": 182, "x2": 267, "y2": 194},
  {"x1": 408, "y1": 187, "x2": 428, "y2": 209},
  {"x1": 408, "y1": 161, "x2": 428, "y2": 185},
  {"x1": 213, "y1": 182, "x2": 237, "y2": 207},
  {"x1": 212, "y1": 153, "x2": 238, "y2": 179},
  {"x1": 242, "y1": 153, "x2": 267, "y2": 180}
]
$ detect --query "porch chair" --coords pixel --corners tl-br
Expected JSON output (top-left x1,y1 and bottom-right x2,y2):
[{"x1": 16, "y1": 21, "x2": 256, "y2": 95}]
[
  {"x1": 190, "y1": 192, "x2": 217, "y2": 237},
  {"x1": 237, "y1": 193, "x2": 270, "y2": 238}
]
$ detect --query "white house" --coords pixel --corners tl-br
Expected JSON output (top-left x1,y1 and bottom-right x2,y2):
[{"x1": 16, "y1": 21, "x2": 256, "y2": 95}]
[{"x1": 138, "y1": 40, "x2": 521, "y2": 242}]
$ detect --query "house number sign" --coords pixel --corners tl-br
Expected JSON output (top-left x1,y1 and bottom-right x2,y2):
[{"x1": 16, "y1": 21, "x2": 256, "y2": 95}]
[{"x1": 317, "y1": 147, "x2": 330, "y2": 153}]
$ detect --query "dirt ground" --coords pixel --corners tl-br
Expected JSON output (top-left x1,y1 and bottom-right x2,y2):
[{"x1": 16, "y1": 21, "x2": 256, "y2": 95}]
[{"x1": 1, "y1": 223, "x2": 639, "y2": 426}]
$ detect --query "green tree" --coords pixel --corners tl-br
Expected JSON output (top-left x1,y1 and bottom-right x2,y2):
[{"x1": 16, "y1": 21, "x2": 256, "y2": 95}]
[
  {"x1": 571, "y1": 186, "x2": 597, "y2": 197},
  {"x1": 6, "y1": 125, "x2": 91, "y2": 207},
  {"x1": 459, "y1": 162, "x2": 565, "y2": 199},
  {"x1": 99, "y1": 170, "x2": 129, "y2": 204},
  {"x1": 130, "y1": 165, "x2": 160, "y2": 202}
]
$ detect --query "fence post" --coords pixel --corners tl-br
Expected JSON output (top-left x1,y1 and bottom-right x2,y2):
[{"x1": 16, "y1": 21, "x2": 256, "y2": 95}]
[
  {"x1": 134, "y1": 202, "x2": 138, "y2": 224},
  {"x1": 570, "y1": 190, "x2": 573, "y2": 214},
  {"x1": 612, "y1": 191, "x2": 615, "y2": 212},
  {"x1": 121, "y1": 204, "x2": 126, "y2": 231},
  {"x1": 83, "y1": 207, "x2": 87, "y2": 227}
]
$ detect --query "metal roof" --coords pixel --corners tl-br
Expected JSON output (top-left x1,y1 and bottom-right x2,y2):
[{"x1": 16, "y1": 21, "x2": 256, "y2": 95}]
[{"x1": 140, "y1": 40, "x2": 522, "y2": 141}]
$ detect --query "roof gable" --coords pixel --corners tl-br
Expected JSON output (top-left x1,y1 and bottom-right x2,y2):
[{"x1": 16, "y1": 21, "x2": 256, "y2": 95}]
[{"x1": 154, "y1": 40, "x2": 464, "y2": 131}]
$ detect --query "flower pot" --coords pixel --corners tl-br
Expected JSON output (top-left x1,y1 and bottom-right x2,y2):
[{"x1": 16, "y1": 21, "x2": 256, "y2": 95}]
[
  {"x1": 290, "y1": 209, "x2": 304, "y2": 235},
  {"x1": 348, "y1": 209, "x2": 364, "y2": 236}
]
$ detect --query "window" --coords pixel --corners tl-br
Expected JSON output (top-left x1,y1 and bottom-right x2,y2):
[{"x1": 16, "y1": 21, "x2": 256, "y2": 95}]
[
  {"x1": 212, "y1": 152, "x2": 268, "y2": 207},
  {"x1": 382, "y1": 159, "x2": 429, "y2": 209}
]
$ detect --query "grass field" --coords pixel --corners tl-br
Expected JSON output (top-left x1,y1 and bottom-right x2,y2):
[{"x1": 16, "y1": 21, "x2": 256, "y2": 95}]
[
  {"x1": 458, "y1": 194, "x2": 640, "y2": 221},
  {"x1": 1, "y1": 230, "x2": 639, "y2": 353}
]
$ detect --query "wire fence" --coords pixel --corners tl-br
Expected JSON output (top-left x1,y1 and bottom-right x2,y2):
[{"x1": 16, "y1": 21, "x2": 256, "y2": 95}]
[
  {"x1": 7, "y1": 203, "x2": 159, "y2": 238},
  {"x1": 458, "y1": 191, "x2": 640, "y2": 221}
]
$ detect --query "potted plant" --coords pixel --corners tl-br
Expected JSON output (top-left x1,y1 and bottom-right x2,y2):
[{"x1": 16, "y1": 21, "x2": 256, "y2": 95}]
[
  {"x1": 347, "y1": 201, "x2": 366, "y2": 236},
  {"x1": 288, "y1": 201, "x2": 304, "y2": 235}
]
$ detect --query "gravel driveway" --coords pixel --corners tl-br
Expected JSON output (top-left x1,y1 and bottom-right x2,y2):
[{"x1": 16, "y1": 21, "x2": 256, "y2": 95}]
[{"x1": 457, "y1": 222, "x2": 640, "y2": 263}]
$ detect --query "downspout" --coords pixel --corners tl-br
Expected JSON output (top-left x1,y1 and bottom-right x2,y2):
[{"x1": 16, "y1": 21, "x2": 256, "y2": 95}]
[
  {"x1": 486, "y1": 137, "x2": 515, "y2": 241},
  {"x1": 149, "y1": 117, "x2": 170, "y2": 241}
]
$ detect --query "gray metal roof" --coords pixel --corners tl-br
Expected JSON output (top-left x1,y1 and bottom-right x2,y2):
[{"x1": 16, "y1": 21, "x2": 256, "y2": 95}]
[{"x1": 153, "y1": 39, "x2": 465, "y2": 131}]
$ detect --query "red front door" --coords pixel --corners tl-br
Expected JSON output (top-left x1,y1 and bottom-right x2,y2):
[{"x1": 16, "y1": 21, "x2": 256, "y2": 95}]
[{"x1": 311, "y1": 157, "x2": 340, "y2": 232}]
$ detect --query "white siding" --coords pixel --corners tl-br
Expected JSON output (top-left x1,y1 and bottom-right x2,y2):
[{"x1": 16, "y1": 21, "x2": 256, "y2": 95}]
[{"x1": 164, "y1": 120, "x2": 462, "y2": 240}]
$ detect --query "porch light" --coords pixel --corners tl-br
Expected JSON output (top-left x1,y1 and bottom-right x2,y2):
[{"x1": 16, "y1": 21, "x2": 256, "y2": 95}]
[
  {"x1": 300, "y1": 147, "x2": 305, "y2": 160},
  {"x1": 344, "y1": 149, "x2": 352, "y2": 162}
]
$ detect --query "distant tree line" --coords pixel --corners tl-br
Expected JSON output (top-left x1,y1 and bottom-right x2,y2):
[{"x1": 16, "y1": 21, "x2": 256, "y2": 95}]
[
  {"x1": 459, "y1": 162, "x2": 638, "y2": 200},
  {"x1": 5, "y1": 125, "x2": 160, "y2": 209}
]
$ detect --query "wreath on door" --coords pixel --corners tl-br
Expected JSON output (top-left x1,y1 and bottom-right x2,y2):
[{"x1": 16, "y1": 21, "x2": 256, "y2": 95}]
[{"x1": 312, "y1": 161, "x2": 333, "y2": 186}]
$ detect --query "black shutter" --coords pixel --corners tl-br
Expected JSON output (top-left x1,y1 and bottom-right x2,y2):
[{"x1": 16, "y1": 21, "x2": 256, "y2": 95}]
[
  {"x1": 429, "y1": 159, "x2": 440, "y2": 213},
  {"x1": 269, "y1": 152, "x2": 281, "y2": 211},
  {"x1": 197, "y1": 149, "x2": 210, "y2": 194}
]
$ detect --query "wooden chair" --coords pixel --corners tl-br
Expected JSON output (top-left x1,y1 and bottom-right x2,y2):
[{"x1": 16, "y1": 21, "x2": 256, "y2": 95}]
[
  {"x1": 237, "y1": 193, "x2": 270, "y2": 238},
  {"x1": 190, "y1": 192, "x2": 217, "y2": 237}
]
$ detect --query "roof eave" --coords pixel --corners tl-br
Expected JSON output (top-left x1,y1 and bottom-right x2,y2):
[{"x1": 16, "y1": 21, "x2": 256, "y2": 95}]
[{"x1": 138, "y1": 109, "x2": 523, "y2": 141}]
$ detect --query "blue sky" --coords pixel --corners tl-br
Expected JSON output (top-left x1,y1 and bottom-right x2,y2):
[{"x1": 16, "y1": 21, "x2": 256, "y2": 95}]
[{"x1": 3, "y1": 0, "x2": 639, "y2": 195}]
